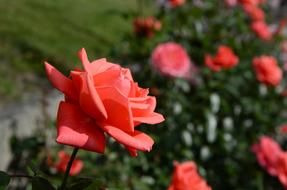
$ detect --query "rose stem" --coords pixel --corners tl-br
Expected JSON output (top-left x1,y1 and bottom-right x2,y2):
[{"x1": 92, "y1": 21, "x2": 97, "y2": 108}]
[
  {"x1": 9, "y1": 174, "x2": 33, "y2": 178},
  {"x1": 59, "y1": 147, "x2": 79, "y2": 190}
]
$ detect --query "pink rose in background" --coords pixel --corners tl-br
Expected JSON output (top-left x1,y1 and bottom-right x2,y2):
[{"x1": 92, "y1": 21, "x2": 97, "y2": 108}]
[
  {"x1": 168, "y1": 161, "x2": 212, "y2": 190},
  {"x1": 243, "y1": 4, "x2": 265, "y2": 21},
  {"x1": 282, "y1": 40, "x2": 287, "y2": 53},
  {"x1": 225, "y1": 0, "x2": 238, "y2": 7},
  {"x1": 253, "y1": 136, "x2": 287, "y2": 189},
  {"x1": 252, "y1": 136, "x2": 282, "y2": 176},
  {"x1": 251, "y1": 21, "x2": 272, "y2": 41},
  {"x1": 205, "y1": 45, "x2": 239, "y2": 72},
  {"x1": 239, "y1": 0, "x2": 265, "y2": 6},
  {"x1": 252, "y1": 55, "x2": 282, "y2": 86},
  {"x1": 151, "y1": 42, "x2": 194, "y2": 79},
  {"x1": 48, "y1": 151, "x2": 83, "y2": 176},
  {"x1": 276, "y1": 153, "x2": 287, "y2": 189}
]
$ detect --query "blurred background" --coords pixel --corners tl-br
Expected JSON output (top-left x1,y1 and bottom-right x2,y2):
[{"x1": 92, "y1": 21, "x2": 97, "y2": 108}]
[{"x1": 1, "y1": 0, "x2": 287, "y2": 189}]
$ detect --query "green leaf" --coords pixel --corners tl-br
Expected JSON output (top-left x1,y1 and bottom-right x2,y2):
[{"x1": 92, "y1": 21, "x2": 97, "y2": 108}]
[
  {"x1": 0, "y1": 171, "x2": 10, "y2": 190},
  {"x1": 31, "y1": 176, "x2": 56, "y2": 190},
  {"x1": 84, "y1": 179, "x2": 106, "y2": 190},
  {"x1": 66, "y1": 178, "x2": 93, "y2": 190}
]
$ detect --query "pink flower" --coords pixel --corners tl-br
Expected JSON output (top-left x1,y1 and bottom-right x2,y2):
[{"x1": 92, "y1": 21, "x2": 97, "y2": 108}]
[
  {"x1": 205, "y1": 45, "x2": 239, "y2": 72},
  {"x1": 168, "y1": 161, "x2": 212, "y2": 190},
  {"x1": 252, "y1": 55, "x2": 282, "y2": 86},
  {"x1": 225, "y1": 0, "x2": 238, "y2": 7},
  {"x1": 151, "y1": 42, "x2": 194, "y2": 78},
  {"x1": 252, "y1": 136, "x2": 283, "y2": 176},
  {"x1": 251, "y1": 21, "x2": 272, "y2": 41},
  {"x1": 48, "y1": 151, "x2": 83, "y2": 176},
  {"x1": 276, "y1": 153, "x2": 287, "y2": 189},
  {"x1": 239, "y1": 0, "x2": 265, "y2": 6},
  {"x1": 243, "y1": 4, "x2": 265, "y2": 21}
]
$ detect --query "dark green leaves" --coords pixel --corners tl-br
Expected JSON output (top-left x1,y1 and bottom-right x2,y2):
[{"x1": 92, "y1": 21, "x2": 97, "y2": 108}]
[
  {"x1": 31, "y1": 176, "x2": 55, "y2": 190},
  {"x1": 0, "y1": 171, "x2": 10, "y2": 190},
  {"x1": 66, "y1": 178, "x2": 93, "y2": 190}
]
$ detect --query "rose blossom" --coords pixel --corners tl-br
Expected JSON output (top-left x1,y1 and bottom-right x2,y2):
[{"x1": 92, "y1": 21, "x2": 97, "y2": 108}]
[
  {"x1": 239, "y1": 0, "x2": 265, "y2": 6},
  {"x1": 169, "y1": 0, "x2": 185, "y2": 7},
  {"x1": 45, "y1": 48, "x2": 164, "y2": 156},
  {"x1": 225, "y1": 0, "x2": 238, "y2": 7},
  {"x1": 243, "y1": 4, "x2": 265, "y2": 21},
  {"x1": 280, "y1": 124, "x2": 287, "y2": 134},
  {"x1": 133, "y1": 16, "x2": 161, "y2": 38},
  {"x1": 48, "y1": 151, "x2": 83, "y2": 176},
  {"x1": 205, "y1": 45, "x2": 239, "y2": 72},
  {"x1": 252, "y1": 55, "x2": 282, "y2": 86},
  {"x1": 276, "y1": 152, "x2": 287, "y2": 189},
  {"x1": 251, "y1": 21, "x2": 272, "y2": 41},
  {"x1": 151, "y1": 42, "x2": 194, "y2": 78},
  {"x1": 168, "y1": 161, "x2": 212, "y2": 190},
  {"x1": 252, "y1": 136, "x2": 283, "y2": 176}
]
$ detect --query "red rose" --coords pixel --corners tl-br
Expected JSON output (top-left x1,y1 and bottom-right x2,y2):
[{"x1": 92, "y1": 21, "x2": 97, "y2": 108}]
[
  {"x1": 280, "y1": 124, "x2": 287, "y2": 134},
  {"x1": 168, "y1": 161, "x2": 212, "y2": 190},
  {"x1": 205, "y1": 45, "x2": 239, "y2": 72},
  {"x1": 251, "y1": 21, "x2": 272, "y2": 41},
  {"x1": 252, "y1": 136, "x2": 283, "y2": 176},
  {"x1": 45, "y1": 48, "x2": 164, "y2": 156},
  {"x1": 252, "y1": 56, "x2": 282, "y2": 86},
  {"x1": 48, "y1": 151, "x2": 83, "y2": 176},
  {"x1": 169, "y1": 0, "x2": 185, "y2": 8},
  {"x1": 243, "y1": 4, "x2": 265, "y2": 21},
  {"x1": 239, "y1": 0, "x2": 265, "y2": 6},
  {"x1": 276, "y1": 153, "x2": 287, "y2": 189},
  {"x1": 151, "y1": 42, "x2": 195, "y2": 79},
  {"x1": 133, "y1": 17, "x2": 161, "y2": 38}
]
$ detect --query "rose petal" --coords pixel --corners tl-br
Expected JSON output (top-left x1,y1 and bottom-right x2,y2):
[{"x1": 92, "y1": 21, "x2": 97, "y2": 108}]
[
  {"x1": 131, "y1": 97, "x2": 156, "y2": 117},
  {"x1": 56, "y1": 101, "x2": 106, "y2": 153},
  {"x1": 133, "y1": 112, "x2": 165, "y2": 125},
  {"x1": 122, "y1": 68, "x2": 134, "y2": 81},
  {"x1": 91, "y1": 59, "x2": 119, "y2": 75},
  {"x1": 97, "y1": 86, "x2": 134, "y2": 133},
  {"x1": 71, "y1": 71, "x2": 107, "y2": 120},
  {"x1": 78, "y1": 48, "x2": 119, "y2": 75},
  {"x1": 93, "y1": 69, "x2": 131, "y2": 96},
  {"x1": 124, "y1": 146, "x2": 138, "y2": 157},
  {"x1": 44, "y1": 62, "x2": 77, "y2": 100},
  {"x1": 103, "y1": 125, "x2": 154, "y2": 152},
  {"x1": 129, "y1": 83, "x2": 149, "y2": 98}
]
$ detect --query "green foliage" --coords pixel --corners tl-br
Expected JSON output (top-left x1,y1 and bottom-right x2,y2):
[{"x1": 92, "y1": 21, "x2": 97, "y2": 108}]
[
  {"x1": 3, "y1": 0, "x2": 287, "y2": 190},
  {"x1": 0, "y1": 171, "x2": 10, "y2": 190},
  {"x1": 0, "y1": 0, "x2": 136, "y2": 102},
  {"x1": 66, "y1": 178, "x2": 93, "y2": 190},
  {"x1": 31, "y1": 176, "x2": 55, "y2": 190}
]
